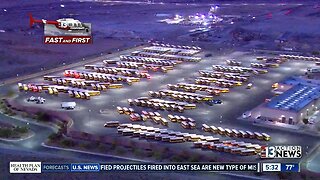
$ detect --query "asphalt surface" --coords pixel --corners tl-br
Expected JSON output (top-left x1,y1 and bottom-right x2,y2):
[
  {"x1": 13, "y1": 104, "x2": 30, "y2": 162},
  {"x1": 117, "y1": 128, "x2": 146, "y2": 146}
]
[{"x1": 1, "y1": 45, "x2": 319, "y2": 167}]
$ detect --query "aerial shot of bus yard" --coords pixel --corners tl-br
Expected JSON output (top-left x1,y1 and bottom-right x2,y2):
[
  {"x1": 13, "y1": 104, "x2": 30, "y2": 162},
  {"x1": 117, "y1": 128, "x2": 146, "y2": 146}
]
[{"x1": 1, "y1": 0, "x2": 320, "y2": 179}]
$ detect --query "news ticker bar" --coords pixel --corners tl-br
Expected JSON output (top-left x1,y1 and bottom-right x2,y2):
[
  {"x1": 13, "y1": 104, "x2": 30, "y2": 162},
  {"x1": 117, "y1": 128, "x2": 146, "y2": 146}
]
[{"x1": 9, "y1": 162, "x2": 300, "y2": 173}]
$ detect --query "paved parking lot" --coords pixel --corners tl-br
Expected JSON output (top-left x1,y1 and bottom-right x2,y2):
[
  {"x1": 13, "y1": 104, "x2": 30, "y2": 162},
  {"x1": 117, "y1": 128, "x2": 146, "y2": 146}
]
[{"x1": 3, "y1": 46, "x2": 319, "y2": 162}]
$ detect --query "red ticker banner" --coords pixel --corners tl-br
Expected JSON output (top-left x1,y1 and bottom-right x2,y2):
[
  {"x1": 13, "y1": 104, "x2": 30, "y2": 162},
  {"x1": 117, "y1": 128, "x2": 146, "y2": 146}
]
[{"x1": 44, "y1": 36, "x2": 92, "y2": 44}]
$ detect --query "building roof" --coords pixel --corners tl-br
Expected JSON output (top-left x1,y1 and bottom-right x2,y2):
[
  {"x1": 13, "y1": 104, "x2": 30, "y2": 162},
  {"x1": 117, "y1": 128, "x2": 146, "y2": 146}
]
[{"x1": 267, "y1": 83, "x2": 320, "y2": 112}]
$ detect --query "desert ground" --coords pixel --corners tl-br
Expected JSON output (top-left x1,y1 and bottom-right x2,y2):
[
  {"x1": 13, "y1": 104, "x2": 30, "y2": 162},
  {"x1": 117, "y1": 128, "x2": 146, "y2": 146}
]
[{"x1": 1, "y1": 0, "x2": 320, "y2": 80}]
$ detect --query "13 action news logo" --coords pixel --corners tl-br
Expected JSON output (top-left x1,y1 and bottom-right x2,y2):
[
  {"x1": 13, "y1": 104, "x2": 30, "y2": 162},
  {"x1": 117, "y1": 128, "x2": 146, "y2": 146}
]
[{"x1": 264, "y1": 146, "x2": 302, "y2": 158}]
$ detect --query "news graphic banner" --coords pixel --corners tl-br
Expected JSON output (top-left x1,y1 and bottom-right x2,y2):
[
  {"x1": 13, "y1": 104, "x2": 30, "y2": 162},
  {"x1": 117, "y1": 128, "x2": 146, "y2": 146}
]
[
  {"x1": 33, "y1": 16, "x2": 92, "y2": 44},
  {"x1": 44, "y1": 36, "x2": 92, "y2": 44},
  {"x1": 43, "y1": 21, "x2": 92, "y2": 44},
  {"x1": 9, "y1": 162, "x2": 300, "y2": 173}
]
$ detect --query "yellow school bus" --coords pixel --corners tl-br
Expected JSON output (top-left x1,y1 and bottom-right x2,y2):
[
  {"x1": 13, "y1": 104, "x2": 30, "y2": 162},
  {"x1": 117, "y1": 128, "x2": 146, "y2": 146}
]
[
  {"x1": 68, "y1": 90, "x2": 74, "y2": 97},
  {"x1": 109, "y1": 84, "x2": 123, "y2": 89},
  {"x1": 74, "y1": 91, "x2": 80, "y2": 98},
  {"x1": 99, "y1": 84, "x2": 105, "y2": 91},
  {"x1": 79, "y1": 92, "x2": 85, "y2": 99},
  {"x1": 44, "y1": 75, "x2": 60, "y2": 81},
  {"x1": 71, "y1": 81, "x2": 77, "y2": 87},
  {"x1": 18, "y1": 83, "x2": 23, "y2": 90},
  {"x1": 217, "y1": 127, "x2": 225, "y2": 135},
  {"x1": 87, "y1": 91, "x2": 100, "y2": 96},
  {"x1": 84, "y1": 64, "x2": 96, "y2": 70},
  {"x1": 126, "y1": 79, "x2": 132, "y2": 86},
  {"x1": 202, "y1": 124, "x2": 211, "y2": 132},
  {"x1": 117, "y1": 106, "x2": 124, "y2": 114},
  {"x1": 62, "y1": 79, "x2": 68, "y2": 86},
  {"x1": 91, "y1": 83, "x2": 97, "y2": 90},
  {"x1": 81, "y1": 82, "x2": 87, "y2": 89},
  {"x1": 240, "y1": 149, "x2": 256, "y2": 156},
  {"x1": 160, "y1": 118, "x2": 169, "y2": 126},
  {"x1": 220, "y1": 88, "x2": 230, "y2": 93},
  {"x1": 130, "y1": 78, "x2": 140, "y2": 82},
  {"x1": 202, "y1": 96, "x2": 214, "y2": 101},
  {"x1": 189, "y1": 122, "x2": 196, "y2": 129},
  {"x1": 104, "y1": 121, "x2": 120, "y2": 127},
  {"x1": 84, "y1": 92, "x2": 90, "y2": 100},
  {"x1": 225, "y1": 128, "x2": 233, "y2": 136},
  {"x1": 234, "y1": 81, "x2": 242, "y2": 86},
  {"x1": 262, "y1": 133, "x2": 271, "y2": 141},
  {"x1": 47, "y1": 88, "x2": 54, "y2": 95},
  {"x1": 96, "y1": 84, "x2": 102, "y2": 91},
  {"x1": 75, "y1": 81, "x2": 81, "y2": 88},
  {"x1": 254, "y1": 132, "x2": 263, "y2": 140},
  {"x1": 168, "y1": 114, "x2": 176, "y2": 122},
  {"x1": 22, "y1": 84, "x2": 28, "y2": 91},
  {"x1": 53, "y1": 88, "x2": 59, "y2": 95},
  {"x1": 184, "y1": 104, "x2": 196, "y2": 110},
  {"x1": 210, "y1": 126, "x2": 218, "y2": 133},
  {"x1": 169, "y1": 137, "x2": 184, "y2": 143}
]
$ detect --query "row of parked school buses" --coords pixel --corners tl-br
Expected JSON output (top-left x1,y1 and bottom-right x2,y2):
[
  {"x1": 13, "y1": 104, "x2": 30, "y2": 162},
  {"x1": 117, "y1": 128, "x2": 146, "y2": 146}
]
[
  {"x1": 18, "y1": 83, "x2": 101, "y2": 100},
  {"x1": 212, "y1": 64, "x2": 268, "y2": 75},
  {"x1": 194, "y1": 139, "x2": 261, "y2": 156},
  {"x1": 18, "y1": 44, "x2": 202, "y2": 103},
  {"x1": 251, "y1": 63, "x2": 267, "y2": 69},
  {"x1": 168, "y1": 114, "x2": 196, "y2": 129},
  {"x1": 223, "y1": 73, "x2": 249, "y2": 82},
  {"x1": 45, "y1": 75, "x2": 123, "y2": 89},
  {"x1": 120, "y1": 55, "x2": 181, "y2": 66},
  {"x1": 256, "y1": 56, "x2": 286, "y2": 64},
  {"x1": 199, "y1": 70, "x2": 249, "y2": 82},
  {"x1": 48, "y1": 77, "x2": 114, "y2": 91},
  {"x1": 85, "y1": 65, "x2": 151, "y2": 79},
  {"x1": 279, "y1": 54, "x2": 320, "y2": 61},
  {"x1": 143, "y1": 45, "x2": 200, "y2": 56},
  {"x1": 151, "y1": 42, "x2": 201, "y2": 51},
  {"x1": 105, "y1": 122, "x2": 261, "y2": 156},
  {"x1": 131, "y1": 49, "x2": 201, "y2": 62},
  {"x1": 116, "y1": 61, "x2": 141, "y2": 69},
  {"x1": 226, "y1": 59, "x2": 242, "y2": 66},
  {"x1": 116, "y1": 106, "x2": 169, "y2": 126},
  {"x1": 168, "y1": 83, "x2": 230, "y2": 94},
  {"x1": 127, "y1": 98, "x2": 196, "y2": 112},
  {"x1": 117, "y1": 61, "x2": 174, "y2": 73},
  {"x1": 64, "y1": 69, "x2": 142, "y2": 84},
  {"x1": 149, "y1": 90, "x2": 214, "y2": 103},
  {"x1": 199, "y1": 70, "x2": 223, "y2": 78},
  {"x1": 201, "y1": 124, "x2": 271, "y2": 141},
  {"x1": 119, "y1": 56, "x2": 177, "y2": 73},
  {"x1": 195, "y1": 77, "x2": 243, "y2": 88}
]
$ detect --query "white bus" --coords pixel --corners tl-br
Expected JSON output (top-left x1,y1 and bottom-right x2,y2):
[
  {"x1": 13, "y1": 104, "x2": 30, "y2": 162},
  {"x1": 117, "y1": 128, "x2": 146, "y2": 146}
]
[
  {"x1": 217, "y1": 127, "x2": 225, "y2": 135},
  {"x1": 254, "y1": 132, "x2": 263, "y2": 140},
  {"x1": 202, "y1": 124, "x2": 211, "y2": 132}
]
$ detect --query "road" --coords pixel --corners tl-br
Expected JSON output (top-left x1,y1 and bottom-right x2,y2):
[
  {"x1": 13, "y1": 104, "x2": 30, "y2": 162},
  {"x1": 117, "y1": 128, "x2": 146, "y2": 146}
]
[{"x1": 0, "y1": 113, "x2": 260, "y2": 179}]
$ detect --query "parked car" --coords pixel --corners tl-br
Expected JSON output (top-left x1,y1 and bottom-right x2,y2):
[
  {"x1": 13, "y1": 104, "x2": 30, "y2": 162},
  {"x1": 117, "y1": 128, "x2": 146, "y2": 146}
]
[
  {"x1": 27, "y1": 96, "x2": 36, "y2": 102},
  {"x1": 36, "y1": 97, "x2": 46, "y2": 104},
  {"x1": 206, "y1": 99, "x2": 222, "y2": 106}
]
